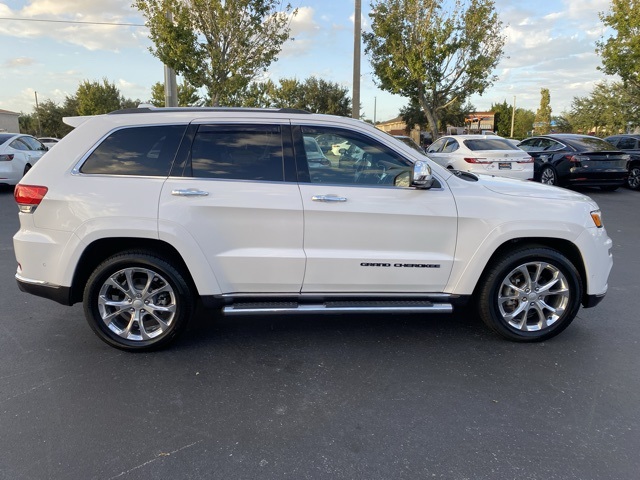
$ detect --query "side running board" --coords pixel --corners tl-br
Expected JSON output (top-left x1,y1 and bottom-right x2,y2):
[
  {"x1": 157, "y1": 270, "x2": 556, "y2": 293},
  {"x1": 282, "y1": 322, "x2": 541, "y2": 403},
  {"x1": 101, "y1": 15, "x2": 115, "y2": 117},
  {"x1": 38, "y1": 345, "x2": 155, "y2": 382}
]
[{"x1": 223, "y1": 300, "x2": 453, "y2": 315}]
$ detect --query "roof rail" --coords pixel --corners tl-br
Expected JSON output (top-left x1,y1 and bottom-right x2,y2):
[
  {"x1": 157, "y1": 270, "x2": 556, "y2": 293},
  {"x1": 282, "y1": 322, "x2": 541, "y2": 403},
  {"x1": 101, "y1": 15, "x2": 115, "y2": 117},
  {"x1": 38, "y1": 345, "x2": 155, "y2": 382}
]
[{"x1": 107, "y1": 106, "x2": 311, "y2": 115}]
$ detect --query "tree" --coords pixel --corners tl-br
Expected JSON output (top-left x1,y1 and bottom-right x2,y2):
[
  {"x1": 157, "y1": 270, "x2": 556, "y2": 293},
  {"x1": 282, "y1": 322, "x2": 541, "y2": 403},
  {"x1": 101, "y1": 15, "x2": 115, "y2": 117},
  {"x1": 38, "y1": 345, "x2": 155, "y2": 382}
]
[
  {"x1": 232, "y1": 77, "x2": 352, "y2": 116},
  {"x1": 567, "y1": 81, "x2": 639, "y2": 135},
  {"x1": 513, "y1": 108, "x2": 535, "y2": 138},
  {"x1": 596, "y1": 0, "x2": 640, "y2": 90},
  {"x1": 135, "y1": 0, "x2": 297, "y2": 106},
  {"x1": 491, "y1": 101, "x2": 512, "y2": 136},
  {"x1": 150, "y1": 80, "x2": 203, "y2": 107},
  {"x1": 76, "y1": 79, "x2": 123, "y2": 115},
  {"x1": 363, "y1": 0, "x2": 505, "y2": 140},
  {"x1": 534, "y1": 88, "x2": 552, "y2": 134}
]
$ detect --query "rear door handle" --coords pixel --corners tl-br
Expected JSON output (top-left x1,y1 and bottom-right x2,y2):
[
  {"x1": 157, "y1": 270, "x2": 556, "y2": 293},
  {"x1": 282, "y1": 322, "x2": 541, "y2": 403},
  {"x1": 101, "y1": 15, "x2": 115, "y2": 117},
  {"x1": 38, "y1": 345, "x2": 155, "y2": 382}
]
[
  {"x1": 312, "y1": 194, "x2": 347, "y2": 203},
  {"x1": 171, "y1": 189, "x2": 209, "y2": 197}
]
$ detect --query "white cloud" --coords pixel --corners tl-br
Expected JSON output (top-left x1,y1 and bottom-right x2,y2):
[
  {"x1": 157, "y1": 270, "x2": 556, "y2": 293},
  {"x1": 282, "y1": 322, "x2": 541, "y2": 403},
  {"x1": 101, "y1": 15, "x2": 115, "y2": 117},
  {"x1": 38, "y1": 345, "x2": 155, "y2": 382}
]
[
  {"x1": 280, "y1": 7, "x2": 320, "y2": 57},
  {"x1": 3, "y1": 57, "x2": 36, "y2": 68},
  {"x1": 0, "y1": 0, "x2": 146, "y2": 52}
]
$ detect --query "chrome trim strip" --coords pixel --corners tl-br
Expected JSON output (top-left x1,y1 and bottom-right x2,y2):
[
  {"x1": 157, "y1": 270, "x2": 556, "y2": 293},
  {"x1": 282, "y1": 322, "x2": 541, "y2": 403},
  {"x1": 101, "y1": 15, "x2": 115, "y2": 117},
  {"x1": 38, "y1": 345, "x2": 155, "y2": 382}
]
[
  {"x1": 15, "y1": 273, "x2": 57, "y2": 288},
  {"x1": 219, "y1": 292, "x2": 454, "y2": 299},
  {"x1": 223, "y1": 303, "x2": 453, "y2": 315}
]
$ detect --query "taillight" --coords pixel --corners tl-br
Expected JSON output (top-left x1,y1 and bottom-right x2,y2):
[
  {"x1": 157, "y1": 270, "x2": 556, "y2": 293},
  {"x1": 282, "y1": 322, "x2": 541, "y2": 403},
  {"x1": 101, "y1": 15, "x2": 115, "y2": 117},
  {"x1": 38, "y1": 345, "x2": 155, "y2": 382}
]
[
  {"x1": 0, "y1": 154, "x2": 14, "y2": 161},
  {"x1": 14, "y1": 185, "x2": 48, "y2": 213},
  {"x1": 566, "y1": 155, "x2": 588, "y2": 163},
  {"x1": 517, "y1": 157, "x2": 534, "y2": 163},
  {"x1": 463, "y1": 157, "x2": 490, "y2": 164}
]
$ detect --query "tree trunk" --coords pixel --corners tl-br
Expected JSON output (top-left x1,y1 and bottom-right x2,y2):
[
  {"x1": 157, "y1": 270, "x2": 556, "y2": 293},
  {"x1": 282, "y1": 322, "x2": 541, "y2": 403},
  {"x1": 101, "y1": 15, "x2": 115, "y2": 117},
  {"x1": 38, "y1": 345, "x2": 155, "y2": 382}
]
[{"x1": 417, "y1": 92, "x2": 439, "y2": 142}]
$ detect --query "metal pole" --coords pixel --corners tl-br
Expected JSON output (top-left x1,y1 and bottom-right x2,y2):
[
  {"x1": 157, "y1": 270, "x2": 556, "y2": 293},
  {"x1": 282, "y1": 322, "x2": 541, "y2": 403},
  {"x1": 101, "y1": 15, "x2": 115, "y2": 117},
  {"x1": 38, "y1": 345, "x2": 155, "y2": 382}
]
[
  {"x1": 164, "y1": 11, "x2": 178, "y2": 107},
  {"x1": 510, "y1": 95, "x2": 516, "y2": 138},
  {"x1": 352, "y1": 0, "x2": 361, "y2": 119},
  {"x1": 34, "y1": 91, "x2": 42, "y2": 136},
  {"x1": 373, "y1": 96, "x2": 377, "y2": 125}
]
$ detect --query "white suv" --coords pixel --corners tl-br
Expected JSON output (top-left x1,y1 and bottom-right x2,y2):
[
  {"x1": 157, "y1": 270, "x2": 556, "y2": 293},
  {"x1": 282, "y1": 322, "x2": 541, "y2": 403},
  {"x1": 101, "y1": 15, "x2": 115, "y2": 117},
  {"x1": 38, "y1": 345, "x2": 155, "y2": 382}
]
[{"x1": 13, "y1": 107, "x2": 612, "y2": 351}]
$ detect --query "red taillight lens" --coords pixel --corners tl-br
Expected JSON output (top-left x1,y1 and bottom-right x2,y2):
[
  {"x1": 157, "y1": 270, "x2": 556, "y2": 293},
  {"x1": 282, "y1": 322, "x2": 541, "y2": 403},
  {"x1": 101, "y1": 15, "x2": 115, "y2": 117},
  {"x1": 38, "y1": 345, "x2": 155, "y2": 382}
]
[
  {"x1": 14, "y1": 185, "x2": 48, "y2": 212},
  {"x1": 517, "y1": 157, "x2": 534, "y2": 163},
  {"x1": 0, "y1": 154, "x2": 14, "y2": 161},
  {"x1": 464, "y1": 157, "x2": 490, "y2": 164}
]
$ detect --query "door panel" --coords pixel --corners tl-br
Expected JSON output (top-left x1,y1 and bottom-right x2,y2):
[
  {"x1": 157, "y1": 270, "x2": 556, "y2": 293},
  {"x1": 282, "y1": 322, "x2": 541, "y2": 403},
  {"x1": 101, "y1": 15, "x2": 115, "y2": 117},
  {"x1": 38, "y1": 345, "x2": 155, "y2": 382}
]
[{"x1": 159, "y1": 122, "x2": 305, "y2": 294}]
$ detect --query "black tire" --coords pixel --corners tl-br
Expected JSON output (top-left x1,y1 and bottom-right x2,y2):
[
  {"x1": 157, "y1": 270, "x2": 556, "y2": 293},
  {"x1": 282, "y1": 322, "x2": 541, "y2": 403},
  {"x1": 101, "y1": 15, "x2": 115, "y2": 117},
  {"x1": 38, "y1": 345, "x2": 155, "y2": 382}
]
[
  {"x1": 23, "y1": 164, "x2": 32, "y2": 176},
  {"x1": 627, "y1": 164, "x2": 640, "y2": 190},
  {"x1": 600, "y1": 185, "x2": 619, "y2": 192},
  {"x1": 477, "y1": 247, "x2": 582, "y2": 342},
  {"x1": 540, "y1": 166, "x2": 558, "y2": 186},
  {"x1": 83, "y1": 251, "x2": 194, "y2": 351}
]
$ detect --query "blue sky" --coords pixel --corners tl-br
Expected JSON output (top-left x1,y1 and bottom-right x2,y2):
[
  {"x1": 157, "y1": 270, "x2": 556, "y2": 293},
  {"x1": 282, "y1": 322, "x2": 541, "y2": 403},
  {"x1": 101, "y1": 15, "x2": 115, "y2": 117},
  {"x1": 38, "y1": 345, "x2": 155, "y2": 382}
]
[{"x1": 0, "y1": 0, "x2": 614, "y2": 122}]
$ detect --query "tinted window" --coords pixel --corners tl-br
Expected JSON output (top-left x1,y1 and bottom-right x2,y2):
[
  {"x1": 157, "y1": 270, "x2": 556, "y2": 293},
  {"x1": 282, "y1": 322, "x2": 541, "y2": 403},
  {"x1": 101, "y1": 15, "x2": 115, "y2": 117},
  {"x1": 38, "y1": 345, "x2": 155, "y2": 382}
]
[
  {"x1": 517, "y1": 139, "x2": 539, "y2": 152},
  {"x1": 427, "y1": 138, "x2": 446, "y2": 153},
  {"x1": 442, "y1": 139, "x2": 459, "y2": 153},
  {"x1": 189, "y1": 125, "x2": 284, "y2": 181},
  {"x1": 0, "y1": 134, "x2": 14, "y2": 146},
  {"x1": 300, "y1": 126, "x2": 412, "y2": 186},
  {"x1": 81, "y1": 125, "x2": 185, "y2": 176},
  {"x1": 464, "y1": 139, "x2": 518, "y2": 151},
  {"x1": 21, "y1": 136, "x2": 46, "y2": 151},
  {"x1": 617, "y1": 137, "x2": 637, "y2": 150},
  {"x1": 9, "y1": 139, "x2": 30, "y2": 151},
  {"x1": 561, "y1": 136, "x2": 618, "y2": 152}
]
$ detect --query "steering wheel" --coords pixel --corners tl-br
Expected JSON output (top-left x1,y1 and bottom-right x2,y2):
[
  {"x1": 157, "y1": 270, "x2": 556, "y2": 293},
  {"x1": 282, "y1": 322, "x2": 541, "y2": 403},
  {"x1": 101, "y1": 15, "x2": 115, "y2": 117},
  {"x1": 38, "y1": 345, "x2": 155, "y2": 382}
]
[{"x1": 354, "y1": 153, "x2": 372, "y2": 182}]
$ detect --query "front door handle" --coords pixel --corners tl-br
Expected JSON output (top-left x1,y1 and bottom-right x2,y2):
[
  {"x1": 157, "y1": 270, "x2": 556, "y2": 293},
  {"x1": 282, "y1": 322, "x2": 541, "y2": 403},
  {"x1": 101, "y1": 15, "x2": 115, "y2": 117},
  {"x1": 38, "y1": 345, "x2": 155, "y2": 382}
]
[
  {"x1": 171, "y1": 189, "x2": 209, "y2": 197},
  {"x1": 312, "y1": 194, "x2": 347, "y2": 203}
]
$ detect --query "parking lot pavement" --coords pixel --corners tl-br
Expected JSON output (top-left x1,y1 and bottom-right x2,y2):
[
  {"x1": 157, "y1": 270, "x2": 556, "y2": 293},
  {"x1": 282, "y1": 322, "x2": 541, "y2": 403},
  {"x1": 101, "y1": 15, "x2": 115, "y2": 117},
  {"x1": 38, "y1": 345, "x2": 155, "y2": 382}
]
[{"x1": 0, "y1": 185, "x2": 638, "y2": 479}]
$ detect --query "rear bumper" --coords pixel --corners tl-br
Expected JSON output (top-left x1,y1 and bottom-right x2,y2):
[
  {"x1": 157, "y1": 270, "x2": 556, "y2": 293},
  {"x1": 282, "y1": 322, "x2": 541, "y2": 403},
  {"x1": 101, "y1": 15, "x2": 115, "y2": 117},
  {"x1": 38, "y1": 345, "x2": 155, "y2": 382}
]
[
  {"x1": 582, "y1": 293, "x2": 606, "y2": 308},
  {"x1": 16, "y1": 274, "x2": 73, "y2": 306}
]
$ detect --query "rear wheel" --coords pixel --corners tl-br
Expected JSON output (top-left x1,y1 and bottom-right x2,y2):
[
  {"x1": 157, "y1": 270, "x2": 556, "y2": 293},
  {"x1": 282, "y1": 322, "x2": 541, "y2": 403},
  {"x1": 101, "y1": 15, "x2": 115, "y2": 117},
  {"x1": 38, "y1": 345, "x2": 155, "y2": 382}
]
[
  {"x1": 627, "y1": 165, "x2": 640, "y2": 190},
  {"x1": 540, "y1": 166, "x2": 558, "y2": 186},
  {"x1": 83, "y1": 251, "x2": 194, "y2": 351},
  {"x1": 477, "y1": 247, "x2": 582, "y2": 342}
]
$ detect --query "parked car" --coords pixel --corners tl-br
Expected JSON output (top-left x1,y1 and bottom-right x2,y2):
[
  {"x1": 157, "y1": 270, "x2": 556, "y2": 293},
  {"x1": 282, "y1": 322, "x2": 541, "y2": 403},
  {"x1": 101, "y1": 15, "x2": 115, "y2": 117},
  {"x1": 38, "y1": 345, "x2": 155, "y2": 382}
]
[
  {"x1": 603, "y1": 134, "x2": 640, "y2": 190},
  {"x1": 518, "y1": 134, "x2": 629, "y2": 190},
  {"x1": 425, "y1": 134, "x2": 533, "y2": 180},
  {"x1": 14, "y1": 107, "x2": 612, "y2": 351},
  {"x1": 303, "y1": 136, "x2": 332, "y2": 168},
  {"x1": 0, "y1": 133, "x2": 48, "y2": 186},
  {"x1": 37, "y1": 137, "x2": 60, "y2": 149}
]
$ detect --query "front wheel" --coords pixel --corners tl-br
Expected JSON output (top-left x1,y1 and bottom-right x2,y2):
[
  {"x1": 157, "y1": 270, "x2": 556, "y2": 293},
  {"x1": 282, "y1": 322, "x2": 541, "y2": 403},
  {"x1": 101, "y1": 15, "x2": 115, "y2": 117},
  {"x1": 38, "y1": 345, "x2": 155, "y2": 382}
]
[
  {"x1": 83, "y1": 251, "x2": 194, "y2": 351},
  {"x1": 477, "y1": 247, "x2": 583, "y2": 342}
]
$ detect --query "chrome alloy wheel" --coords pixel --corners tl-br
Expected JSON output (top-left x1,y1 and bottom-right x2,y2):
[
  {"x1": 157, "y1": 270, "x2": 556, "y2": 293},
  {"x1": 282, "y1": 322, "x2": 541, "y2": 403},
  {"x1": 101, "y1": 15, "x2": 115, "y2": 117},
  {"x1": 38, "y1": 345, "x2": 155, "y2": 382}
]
[
  {"x1": 97, "y1": 267, "x2": 177, "y2": 341},
  {"x1": 628, "y1": 166, "x2": 640, "y2": 190},
  {"x1": 540, "y1": 167, "x2": 556, "y2": 185},
  {"x1": 497, "y1": 262, "x2": 570, "y2": 332}
]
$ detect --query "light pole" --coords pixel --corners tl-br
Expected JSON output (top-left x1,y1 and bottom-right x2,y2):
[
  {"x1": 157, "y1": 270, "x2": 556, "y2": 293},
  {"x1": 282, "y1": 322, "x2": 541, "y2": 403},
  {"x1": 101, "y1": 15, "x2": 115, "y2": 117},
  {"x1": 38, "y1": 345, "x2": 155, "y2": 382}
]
[
  {"x1": 164, "y1": 10, "x2": 178, "y2": 107},
  {"x1": 510, "y1": 95, "x2": 516, "y2": 138},
  {"x1": 352, "y1": 0, "x2": 361, "y2": 119}
]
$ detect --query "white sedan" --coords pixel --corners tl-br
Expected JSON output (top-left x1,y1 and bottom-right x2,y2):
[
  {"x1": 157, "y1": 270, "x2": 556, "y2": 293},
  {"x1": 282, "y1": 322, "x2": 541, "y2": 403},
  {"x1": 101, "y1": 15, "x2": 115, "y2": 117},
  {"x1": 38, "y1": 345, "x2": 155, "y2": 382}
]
[
  {"x1": 425, "y1": 135, "x2": 533, "y2": 180},
  {"x1": 0, "y1": 133, "x2": 48, "y2": 186}
]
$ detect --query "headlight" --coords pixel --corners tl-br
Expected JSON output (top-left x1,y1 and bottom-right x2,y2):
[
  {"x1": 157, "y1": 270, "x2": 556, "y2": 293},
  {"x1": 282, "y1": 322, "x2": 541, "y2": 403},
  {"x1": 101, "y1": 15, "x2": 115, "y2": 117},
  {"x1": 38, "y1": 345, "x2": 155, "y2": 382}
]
[{"x1": 590, "y1": 210, "x2": 603, "y2": 228}]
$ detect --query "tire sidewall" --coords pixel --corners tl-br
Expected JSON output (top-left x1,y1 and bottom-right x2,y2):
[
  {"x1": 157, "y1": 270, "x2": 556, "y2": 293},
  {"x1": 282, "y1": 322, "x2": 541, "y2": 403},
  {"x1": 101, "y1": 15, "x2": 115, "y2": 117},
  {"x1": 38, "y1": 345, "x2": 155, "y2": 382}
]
[
  {"x1": 83, "y1": 253, "x2": 192, "y2": 351},
  {"x1": 479, "y1": 248, "x2": 583, "y2": 342}
]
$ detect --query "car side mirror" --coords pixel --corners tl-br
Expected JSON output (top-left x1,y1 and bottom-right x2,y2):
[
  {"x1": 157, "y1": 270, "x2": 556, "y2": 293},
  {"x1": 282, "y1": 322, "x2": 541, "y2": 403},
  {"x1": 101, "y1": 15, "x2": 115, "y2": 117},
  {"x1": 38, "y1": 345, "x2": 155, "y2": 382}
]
[{"x1": 411, "y1": 160, "x2": 434, "y2": 189}]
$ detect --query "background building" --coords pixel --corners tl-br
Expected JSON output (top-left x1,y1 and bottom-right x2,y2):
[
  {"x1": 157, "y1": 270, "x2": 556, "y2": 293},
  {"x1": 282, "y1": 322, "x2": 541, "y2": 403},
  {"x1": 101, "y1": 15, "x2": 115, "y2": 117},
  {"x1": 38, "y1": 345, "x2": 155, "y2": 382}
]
[{"x1": 0, "y1": 109, "x2": 20, "y2": 133}]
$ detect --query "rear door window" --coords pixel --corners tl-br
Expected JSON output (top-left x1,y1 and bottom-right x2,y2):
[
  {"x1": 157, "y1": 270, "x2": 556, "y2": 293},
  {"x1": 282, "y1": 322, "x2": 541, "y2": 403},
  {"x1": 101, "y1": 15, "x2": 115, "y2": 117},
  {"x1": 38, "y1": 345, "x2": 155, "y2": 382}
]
[
  {"x1": 188, "y1": 125, "x2": 285, "y2": 181},
  {"x1": 80, "y1": 125, "x2": 186, "y2": 176}
]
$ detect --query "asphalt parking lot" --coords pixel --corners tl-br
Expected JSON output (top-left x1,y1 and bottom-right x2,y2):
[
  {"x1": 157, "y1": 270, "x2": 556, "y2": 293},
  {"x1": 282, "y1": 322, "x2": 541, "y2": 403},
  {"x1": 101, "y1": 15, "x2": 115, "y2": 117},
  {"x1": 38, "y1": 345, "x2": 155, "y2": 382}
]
[{"x1": 0, "y1": 185, "x2": 638, "y2": 480}]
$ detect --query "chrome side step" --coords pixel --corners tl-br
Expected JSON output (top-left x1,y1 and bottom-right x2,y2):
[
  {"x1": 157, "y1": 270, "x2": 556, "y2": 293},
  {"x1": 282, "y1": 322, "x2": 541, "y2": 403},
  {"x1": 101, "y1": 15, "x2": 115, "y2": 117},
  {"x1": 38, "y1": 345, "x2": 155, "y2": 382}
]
[{"x1": 223, "y1": 300, "x2": 453, "y2": 316}]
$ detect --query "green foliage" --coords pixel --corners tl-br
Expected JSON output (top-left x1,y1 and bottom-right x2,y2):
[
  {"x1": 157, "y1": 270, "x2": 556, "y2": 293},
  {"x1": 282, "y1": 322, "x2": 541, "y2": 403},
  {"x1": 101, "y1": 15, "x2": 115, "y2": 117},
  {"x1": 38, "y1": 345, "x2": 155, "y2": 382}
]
[
  {"x1": 534, "y1": 88, "x2": 552, "y2": 134},
  {"x1": 513, "y1": 108, "x2": 535, "y2": 138},
  {"x1": 135, "y1": 0, "x2": 297, "y2": 106},
  {"x1": 231, "y1": 77, "x2": 352, "y2": 116},
  {"x1": 363, "y1": 0, "x2": 505, "y2": 140},
  {"x1": 597, "y1": 0, "x2": 640, "y2": 89},
  {"x1": 150, "y1": 80, "x2": 204, "y2": 107},
  {"x1": 76, "y1": 79, "x2": 123, "y2": 116},
  {"x1": 491, "y1": 101, "x2": 536, "y2": 138},
  {"x1": 567, "y1": 81, "x2": 640, "y2": 135}
]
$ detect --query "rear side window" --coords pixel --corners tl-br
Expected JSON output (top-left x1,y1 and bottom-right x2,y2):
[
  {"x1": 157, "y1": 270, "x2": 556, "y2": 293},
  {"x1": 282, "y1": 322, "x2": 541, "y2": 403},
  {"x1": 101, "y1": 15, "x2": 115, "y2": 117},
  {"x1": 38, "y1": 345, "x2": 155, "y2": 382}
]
[
  {"x1": 617, "y1": 137, "x2": 638, "y2": 150},
  {"x1": 80, "y1": 125, "x2": 186, "y2": 176},
  {"x1": 189, "y1": 125, "x2": 284, "y2": 181}
]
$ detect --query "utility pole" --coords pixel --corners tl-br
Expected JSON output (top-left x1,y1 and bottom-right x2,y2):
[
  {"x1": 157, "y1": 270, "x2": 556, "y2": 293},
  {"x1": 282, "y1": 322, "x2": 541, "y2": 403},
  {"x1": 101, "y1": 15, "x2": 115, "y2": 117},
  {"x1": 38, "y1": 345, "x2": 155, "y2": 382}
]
[
  {"x1": 510, "y1": 95, "x2": 516, "y2": 138},
  {"x1": 352, "y1": 0, "x2": 361, "y2": 119},
  {"x1": 34, "y1": 91, "x2": 42, "y2": 136},
  {"x1": 164, "y1": 10, "x2": 178, "y2": 107}
]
